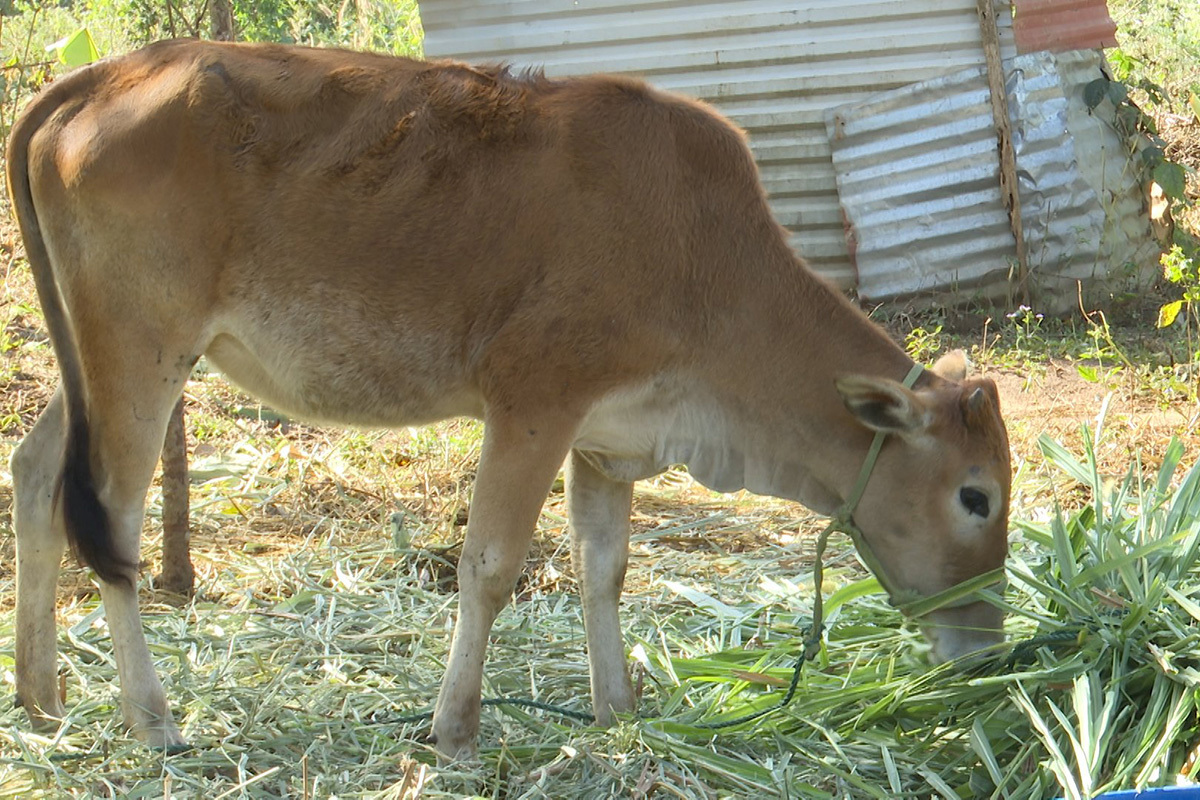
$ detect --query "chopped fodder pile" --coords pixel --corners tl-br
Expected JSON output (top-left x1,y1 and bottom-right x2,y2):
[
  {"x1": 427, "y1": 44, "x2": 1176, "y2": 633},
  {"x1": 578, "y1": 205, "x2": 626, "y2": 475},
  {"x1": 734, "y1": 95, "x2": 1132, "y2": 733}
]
[{"x1": 3, "y1": 420, "x2": 1200, "y2": 798}]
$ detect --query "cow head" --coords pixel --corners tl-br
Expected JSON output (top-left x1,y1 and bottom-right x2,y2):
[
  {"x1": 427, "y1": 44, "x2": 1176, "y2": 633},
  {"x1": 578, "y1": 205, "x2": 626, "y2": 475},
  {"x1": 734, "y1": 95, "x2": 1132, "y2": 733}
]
[{"x1": 836, "y1": 351, "x2": 1010, "y2": 662}]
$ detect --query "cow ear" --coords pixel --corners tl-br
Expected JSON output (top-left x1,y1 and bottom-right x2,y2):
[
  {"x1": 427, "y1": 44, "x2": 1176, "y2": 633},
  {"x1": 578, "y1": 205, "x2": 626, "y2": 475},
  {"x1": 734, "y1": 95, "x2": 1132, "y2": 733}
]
[
  {"x1": 836, "y1": 376, "x2": 931, "y2": 434},
  {"x1": 931, "y1": 349, "x2": 970, "y2": 382}
]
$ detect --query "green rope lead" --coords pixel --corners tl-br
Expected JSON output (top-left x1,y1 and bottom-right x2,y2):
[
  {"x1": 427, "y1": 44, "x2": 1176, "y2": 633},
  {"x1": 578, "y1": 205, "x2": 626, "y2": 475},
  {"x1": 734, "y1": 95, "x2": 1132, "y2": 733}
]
[
  {"x1": 689, "y1": 521, "x2": 835, "y2": 731},
  {"x1": 375, "y1": 697, "x2": 596, "y2": 728},
  {"x1": 1002, "y1": 627, "x2": 1086, "y2": 671}
]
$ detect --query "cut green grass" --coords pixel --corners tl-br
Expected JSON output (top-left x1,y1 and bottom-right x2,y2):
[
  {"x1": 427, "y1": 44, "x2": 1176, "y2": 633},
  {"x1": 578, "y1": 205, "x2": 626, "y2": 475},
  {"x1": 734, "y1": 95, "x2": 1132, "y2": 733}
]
[{"x1": 4, "y1": 415, "x2": 1200, "y2": 797}]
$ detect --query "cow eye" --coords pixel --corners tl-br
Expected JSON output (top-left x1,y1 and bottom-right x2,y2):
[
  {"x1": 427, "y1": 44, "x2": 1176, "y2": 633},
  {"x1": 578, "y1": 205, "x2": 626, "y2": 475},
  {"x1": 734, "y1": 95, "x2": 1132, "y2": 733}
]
[{"x1": 960, "y1": 487, "x2": 990, "y2": 518}]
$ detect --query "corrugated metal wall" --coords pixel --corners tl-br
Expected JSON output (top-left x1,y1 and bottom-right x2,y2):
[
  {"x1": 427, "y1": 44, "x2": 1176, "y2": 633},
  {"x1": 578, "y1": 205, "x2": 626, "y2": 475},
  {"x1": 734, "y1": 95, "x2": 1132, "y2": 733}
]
[
  {"x1": 419, "y1": 0, "x2": 1017, "y2": 289},
  {"x1": 826, "y1": 66, "x2": 1020, "y2": 301},
  {"x1": 826, "y1": 49, "x2": 1157, "y2": 309}
]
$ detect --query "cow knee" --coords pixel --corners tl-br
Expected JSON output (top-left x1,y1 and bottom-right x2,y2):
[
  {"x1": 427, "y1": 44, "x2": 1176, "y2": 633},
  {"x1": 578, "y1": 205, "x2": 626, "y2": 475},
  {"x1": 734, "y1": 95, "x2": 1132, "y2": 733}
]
[{"x1": 577, "y1": 540, "x2": 627, "y2": 596}]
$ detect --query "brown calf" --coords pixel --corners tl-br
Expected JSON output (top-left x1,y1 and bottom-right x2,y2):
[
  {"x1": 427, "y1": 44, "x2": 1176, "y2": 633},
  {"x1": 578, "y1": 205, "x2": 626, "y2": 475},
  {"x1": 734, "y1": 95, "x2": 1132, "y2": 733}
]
[{"x1": 6, "y1": 40, "x2": 1010, "y2": 758}]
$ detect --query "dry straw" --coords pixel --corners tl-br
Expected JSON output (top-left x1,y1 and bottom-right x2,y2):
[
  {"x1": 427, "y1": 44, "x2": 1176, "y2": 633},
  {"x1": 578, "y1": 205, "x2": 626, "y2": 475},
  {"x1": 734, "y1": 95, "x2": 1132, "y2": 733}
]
[{"x1": 2, "y1": 404, "x2": 1200, "y2": 798}]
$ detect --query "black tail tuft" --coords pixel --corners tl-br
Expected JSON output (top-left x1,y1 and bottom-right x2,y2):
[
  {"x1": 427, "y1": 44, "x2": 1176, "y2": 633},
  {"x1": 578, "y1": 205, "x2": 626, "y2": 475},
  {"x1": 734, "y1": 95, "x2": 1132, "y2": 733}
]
[{"x1": 61, "y1": 420, "x2": 137, "y2": 586}]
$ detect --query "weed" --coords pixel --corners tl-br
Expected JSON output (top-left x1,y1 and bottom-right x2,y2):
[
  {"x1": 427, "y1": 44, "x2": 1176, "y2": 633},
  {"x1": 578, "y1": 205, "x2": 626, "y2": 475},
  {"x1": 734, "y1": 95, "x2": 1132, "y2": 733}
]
[
  {"x1": 904, "y1": 323, "x2": 944, "y2": 364},
  {"x1": 1157, "y1": 245, "x2": 1200, "y2": 393},
  {"x1": 1005, "y1": 304, "x2": 1046, "y2": 356},
  {"x1": 1074, "y1": 309, "x2": 1134, "y2": 386}
]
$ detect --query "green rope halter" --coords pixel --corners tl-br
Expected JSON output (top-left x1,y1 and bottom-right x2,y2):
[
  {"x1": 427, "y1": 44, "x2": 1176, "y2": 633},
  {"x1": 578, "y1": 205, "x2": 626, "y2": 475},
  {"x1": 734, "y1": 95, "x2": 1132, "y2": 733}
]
[{"x1": 825, "y1": 362, "x2": 1006, "y2": 620}]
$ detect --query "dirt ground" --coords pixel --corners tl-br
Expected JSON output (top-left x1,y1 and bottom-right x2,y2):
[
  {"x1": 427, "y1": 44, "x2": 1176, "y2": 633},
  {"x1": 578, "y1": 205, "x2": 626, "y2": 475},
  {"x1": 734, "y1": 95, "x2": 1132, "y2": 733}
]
[{"x1": 990, "y1": 358, "x2": 1199, "y2": 484}]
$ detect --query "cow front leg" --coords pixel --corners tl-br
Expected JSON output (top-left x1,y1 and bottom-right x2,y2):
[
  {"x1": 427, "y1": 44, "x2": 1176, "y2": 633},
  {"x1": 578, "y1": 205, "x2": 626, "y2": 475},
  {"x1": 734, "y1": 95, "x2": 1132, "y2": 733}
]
[
  {"x1": 566, "y1": 450, "x2": 636, "y2": 724},
  {"x1": 13, "y1": 391, "x2": 69, "y2": 730},
  {"x1": 430, "y1": 413, "x2": 576, "y2": 760}
]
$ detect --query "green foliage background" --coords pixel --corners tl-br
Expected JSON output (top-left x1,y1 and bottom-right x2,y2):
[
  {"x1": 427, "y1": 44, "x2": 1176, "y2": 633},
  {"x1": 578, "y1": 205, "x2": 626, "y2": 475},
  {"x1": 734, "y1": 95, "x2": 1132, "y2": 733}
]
[
  {"x1": 1, "y1": 0, "x2": 423, "y2": 60},
  {"x1": 1, "y1": 0, "x2": 422, "y2": 145}
]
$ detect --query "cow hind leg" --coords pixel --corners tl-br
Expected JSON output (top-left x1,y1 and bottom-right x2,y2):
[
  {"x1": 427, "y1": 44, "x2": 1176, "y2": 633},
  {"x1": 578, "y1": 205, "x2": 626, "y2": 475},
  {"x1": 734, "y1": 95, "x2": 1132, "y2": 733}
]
[
  {"x1": 156, "y1": 398, "x2": 194, "y2": 595},
  {"x1": 12, "y1": 390, "x2": 71, "y2": 730},
  {"x1": 24, "y1": 320, "x2": 197, "y2": 747},
  {"x1": 85, "y1": 349, "x2": 195, "y2": 749},
  {"x1": 566, "y1": 451, "x2": 637, "y2": 724},
  {"x1": 430, "y1": 412, "x2": 577, "y2": 760}
]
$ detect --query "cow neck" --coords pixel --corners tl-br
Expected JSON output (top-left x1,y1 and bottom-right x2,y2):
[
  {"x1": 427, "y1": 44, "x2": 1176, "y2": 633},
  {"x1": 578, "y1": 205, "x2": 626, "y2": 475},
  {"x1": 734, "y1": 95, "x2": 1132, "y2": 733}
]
[{"x1": 691, "y1": 253, "x2": 921, "y2": 514}]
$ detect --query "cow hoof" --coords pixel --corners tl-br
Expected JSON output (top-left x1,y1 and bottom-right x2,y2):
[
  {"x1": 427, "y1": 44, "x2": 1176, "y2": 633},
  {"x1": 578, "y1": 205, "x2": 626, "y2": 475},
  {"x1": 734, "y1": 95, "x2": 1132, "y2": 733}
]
[
  {"x1": 592, "y1": 688, "x2": 637, "y2": 727},
  {"x1": 133, "y1": 721, "x2": 188, "y2": 752},
  {"x1": 153, "y1": 570, "x2": 195, "y2": 597},
  {"x1": 428, "y1": 730, "x2": 480, "y2": 764},
  {"x1": 435, "y1": 747, "x2": 480, "y2": 767},
  {"x1": 20, "y1": 698, "x2": 68, "y2": 734}
]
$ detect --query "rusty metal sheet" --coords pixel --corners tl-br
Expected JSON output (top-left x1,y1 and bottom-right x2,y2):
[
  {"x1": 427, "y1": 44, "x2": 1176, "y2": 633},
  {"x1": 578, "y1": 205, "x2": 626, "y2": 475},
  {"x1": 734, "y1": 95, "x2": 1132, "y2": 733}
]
[{"x1": 1012, "y1": 0, "x2": 1118, "y2": 54}]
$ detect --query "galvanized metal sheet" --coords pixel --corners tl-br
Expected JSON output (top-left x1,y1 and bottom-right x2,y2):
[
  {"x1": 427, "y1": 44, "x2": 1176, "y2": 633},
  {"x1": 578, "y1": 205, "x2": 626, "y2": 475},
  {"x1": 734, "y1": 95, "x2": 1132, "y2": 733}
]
[
  {"x1": 1012, "y1": 0, "x2": 1117, "y2": 54},
  {"x1": 827, "y1": 49, "x2": 1158, "y2": 309},
  {"x1": 1020, "y1": 49, "x2": 1159, "y2": 306},
  {"x1": 419, "y1": 0, "x2": 1017, "y2": 289}
]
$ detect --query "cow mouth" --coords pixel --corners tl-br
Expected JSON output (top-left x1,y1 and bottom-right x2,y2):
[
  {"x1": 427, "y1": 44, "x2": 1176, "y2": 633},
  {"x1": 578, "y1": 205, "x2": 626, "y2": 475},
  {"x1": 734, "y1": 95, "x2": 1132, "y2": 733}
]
[{"x1": 922, "y1": 604, "x2": 1006, "y2": 664}]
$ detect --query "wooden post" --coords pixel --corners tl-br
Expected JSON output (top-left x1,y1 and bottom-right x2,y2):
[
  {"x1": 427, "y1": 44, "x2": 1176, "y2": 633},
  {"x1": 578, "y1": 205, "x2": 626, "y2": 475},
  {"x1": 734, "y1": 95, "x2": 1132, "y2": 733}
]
[
  {"x1": 977, "y1": 0, "x2": 1030, "y2": 306},
  {"x1": 158, "y1": 397, "x2": 194, "y2": 594},
  {"x1": 157, "y1": 0, "x2": 236, "y2": 595}
]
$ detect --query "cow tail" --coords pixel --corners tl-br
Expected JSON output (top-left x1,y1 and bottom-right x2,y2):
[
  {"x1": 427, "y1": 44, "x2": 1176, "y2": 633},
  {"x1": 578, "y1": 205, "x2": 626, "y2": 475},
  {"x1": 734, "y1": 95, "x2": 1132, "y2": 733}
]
[{"x1": 6, "y1": 65, "x2": 138, "y2": 587}]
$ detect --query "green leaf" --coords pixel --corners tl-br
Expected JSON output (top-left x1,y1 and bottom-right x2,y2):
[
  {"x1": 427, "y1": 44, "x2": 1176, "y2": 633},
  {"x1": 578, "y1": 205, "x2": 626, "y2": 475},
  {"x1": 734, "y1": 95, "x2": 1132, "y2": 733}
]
[
  {"x1": 1076, "y1": 364, "x2": 1099, "y2": 382},
  {"x1": 1165, "y1": 586, "x2": 1200, "y2": 625},
  {"x1": 1156, "y1": 437, "x2": 1184, "y2": 497},
  {"x1": 1165, "y1": 460, "x2": 1200, "y2": 566},
  {"x1": 1153, "y1": 161, "x2": 1187, "y2": 201},
  {"x1": 46, "y1": 28, "x2": 99, "y2": 68},
  {"x1": 824, "y1": 576, "x2": 884, "y2": 615},
  {"x1": 1083, "y1": 78, "x2": 1109, "y2": 111},
  {"x1": 1140, "y1": 146, "x2": 1165, "y2": 168},
  {"x1": 1105, "y1": 80, "x2": 1128, "y2": 106},
  {"x1": 898, "y1": 567, "x2": 1006, "y2": 619},
  {"x1": 1071, "y1": 530, "x2": 1191, "y2": 586},
  {"x1": 970, "y1": 718, "x2": 1004, "y2": 787},
  {"x1": 1039, "y1": 434, "x2": 1094, "y2": 487},
  {"x1": 233, "y1": 405, "x2": 291, "y2": 423},
  {"x1": 1139, "y1": 78, "x2": 1166, "y2": 107},
  {"x1": 1115, "y1": 102, "x2": 1142, "y2": 134},
  {"x1": 1107, "y1": 48, "x2": 1135, "y2": 82},
  {"x1": 1051, "y1": 510, "x2": 1078, "y2": 582},
  {"x1": 1190, "y1": 92, "x2": 1200, "y2": 125},
  {"x1": 1157, "y1": 300, "x2": 1183, "y2": 328}
]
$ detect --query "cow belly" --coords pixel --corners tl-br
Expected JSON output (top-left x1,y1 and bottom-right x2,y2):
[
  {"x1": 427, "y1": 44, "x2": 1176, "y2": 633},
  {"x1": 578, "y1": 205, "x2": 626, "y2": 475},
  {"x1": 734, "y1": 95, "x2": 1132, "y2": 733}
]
[{"x1": 204, "y1": 330, "x2": 483, "y2": 429}]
